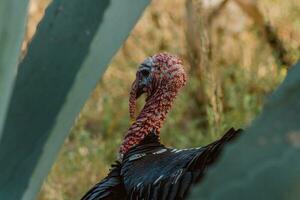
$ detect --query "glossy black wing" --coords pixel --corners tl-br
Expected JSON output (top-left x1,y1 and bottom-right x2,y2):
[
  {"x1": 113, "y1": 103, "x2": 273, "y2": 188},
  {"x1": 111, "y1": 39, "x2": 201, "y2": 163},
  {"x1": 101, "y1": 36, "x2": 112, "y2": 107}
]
[
  {"x1": 80, "y1": 162, "x2": 126, "y2": 200},
  {"x1": 186, "y1": 127, "x2": 243, "y2": 182},
  {"x1": 122, "y1": 128, "x2": 242, "y2": 200}
]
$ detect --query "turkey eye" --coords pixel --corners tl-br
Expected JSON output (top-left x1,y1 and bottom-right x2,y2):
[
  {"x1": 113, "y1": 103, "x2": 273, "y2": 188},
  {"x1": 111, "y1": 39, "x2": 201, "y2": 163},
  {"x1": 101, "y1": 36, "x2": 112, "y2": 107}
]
[{"x1": 141, "y1": 69, "x2": 150, "y2": 77}]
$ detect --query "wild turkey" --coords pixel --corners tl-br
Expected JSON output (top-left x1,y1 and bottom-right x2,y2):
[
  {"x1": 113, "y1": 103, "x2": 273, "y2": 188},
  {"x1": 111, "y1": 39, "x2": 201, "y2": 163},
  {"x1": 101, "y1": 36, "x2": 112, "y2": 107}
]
[{"x1": 81, "y1": 53, "x2": 242, "y2": 200}]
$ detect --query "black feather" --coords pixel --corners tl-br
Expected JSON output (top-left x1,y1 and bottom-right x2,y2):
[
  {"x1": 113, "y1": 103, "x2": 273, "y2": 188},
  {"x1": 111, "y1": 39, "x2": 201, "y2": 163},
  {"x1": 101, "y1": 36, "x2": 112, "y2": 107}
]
[
  {"x1": 80, "y1": 162, "x2": 126, "y2": 200},
  {"x1": 81, "y1": 128, "x2": 242, "y2": 200}
]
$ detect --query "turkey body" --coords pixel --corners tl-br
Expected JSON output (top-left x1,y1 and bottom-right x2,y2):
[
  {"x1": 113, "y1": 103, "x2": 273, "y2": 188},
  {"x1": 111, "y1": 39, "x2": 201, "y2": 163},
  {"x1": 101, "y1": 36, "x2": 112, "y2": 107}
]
[
  {"x1": 81, "y1": 53, "x2": 242, "y2": 200},
  {"x1": 81, "y1": 128, "x2": 241, "y2": 200}
]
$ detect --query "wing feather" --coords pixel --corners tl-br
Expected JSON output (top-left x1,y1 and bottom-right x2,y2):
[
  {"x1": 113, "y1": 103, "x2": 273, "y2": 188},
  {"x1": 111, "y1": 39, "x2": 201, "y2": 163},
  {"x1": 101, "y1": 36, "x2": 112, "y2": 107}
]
[{"x1": 80, "y1": 162, "x2": 126, "y2": 200}]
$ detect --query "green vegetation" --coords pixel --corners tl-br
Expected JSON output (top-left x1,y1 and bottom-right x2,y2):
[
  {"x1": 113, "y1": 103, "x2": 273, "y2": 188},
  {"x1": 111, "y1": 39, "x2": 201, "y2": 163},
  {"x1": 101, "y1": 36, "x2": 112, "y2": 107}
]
[
  {"x1": 0, "y1": 0, "x2": 30, "y2": 137},
  {"x1": 0, "y1": 0, "x2": 149, "y2": 199}
]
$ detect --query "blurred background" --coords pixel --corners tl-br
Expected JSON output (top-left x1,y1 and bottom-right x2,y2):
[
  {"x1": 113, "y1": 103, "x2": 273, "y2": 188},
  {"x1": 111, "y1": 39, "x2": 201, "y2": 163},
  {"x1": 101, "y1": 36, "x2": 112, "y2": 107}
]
[{"x1": 22, "y1": 0, "x2": 299, "y2": 199}]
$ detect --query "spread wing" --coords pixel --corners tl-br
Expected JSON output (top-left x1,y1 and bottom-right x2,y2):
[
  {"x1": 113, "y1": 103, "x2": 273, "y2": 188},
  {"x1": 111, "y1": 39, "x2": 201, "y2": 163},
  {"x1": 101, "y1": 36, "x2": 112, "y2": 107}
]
[
  {"x1": 123, "y1": 128, "x2": 242, "y2": 200},
  {"x1": 81, "y1": 128, "x2": 242, "y2": 200}
]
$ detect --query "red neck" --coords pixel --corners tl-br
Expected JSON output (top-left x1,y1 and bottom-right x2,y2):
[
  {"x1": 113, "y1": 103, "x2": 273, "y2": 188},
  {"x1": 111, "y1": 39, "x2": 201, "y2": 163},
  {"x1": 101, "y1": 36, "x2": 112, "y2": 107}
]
[{"x1": 119, "y1": 88, "x2": 177, "y2": 155}]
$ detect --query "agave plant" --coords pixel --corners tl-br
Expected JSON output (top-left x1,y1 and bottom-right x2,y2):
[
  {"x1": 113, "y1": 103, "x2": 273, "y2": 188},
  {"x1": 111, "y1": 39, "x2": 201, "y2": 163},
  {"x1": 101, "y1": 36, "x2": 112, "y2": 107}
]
[
  {"x1": 0, "y1": 0, "x2": 149, "y2": 199},
  {"x1": 0, "y1": 0, "x2": 30, "y2": 139}
]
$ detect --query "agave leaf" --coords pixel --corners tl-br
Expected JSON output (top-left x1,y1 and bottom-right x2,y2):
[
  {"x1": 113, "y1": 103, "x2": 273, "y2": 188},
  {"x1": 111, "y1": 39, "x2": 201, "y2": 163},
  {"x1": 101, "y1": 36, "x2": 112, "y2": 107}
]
[
  {"x1": 0, "y1": 0, "x2": 149, "y2": 199},
  {"x1": 0, "y1": 0, "x2": 29, "y2": 139},
  {"x1": 189, "y1": 61, "x2": 300, "y2": 200}
]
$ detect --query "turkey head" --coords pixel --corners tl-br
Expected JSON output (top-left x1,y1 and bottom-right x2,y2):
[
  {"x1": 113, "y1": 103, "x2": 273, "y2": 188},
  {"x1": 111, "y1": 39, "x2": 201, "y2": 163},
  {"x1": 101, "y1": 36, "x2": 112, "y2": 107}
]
[
  {"x1": 121, "y1": 53, "x2": 186, "y2": 155},
  {"x1": 129, "y1": 52, "x2": 187, "y2": 120}
]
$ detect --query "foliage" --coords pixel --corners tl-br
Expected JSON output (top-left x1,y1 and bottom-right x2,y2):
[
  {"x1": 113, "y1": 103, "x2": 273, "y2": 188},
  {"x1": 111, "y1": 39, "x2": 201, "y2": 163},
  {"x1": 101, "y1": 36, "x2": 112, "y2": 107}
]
[
  {"x1": 0, "y1": 0, "x2": 149, "y2": 199},
  {"x1": 20, "y1": 0, "x2": 300, "y2": 199},
  {"x1": 0, "y1": 0, "x2": 30, "y2": 138}
]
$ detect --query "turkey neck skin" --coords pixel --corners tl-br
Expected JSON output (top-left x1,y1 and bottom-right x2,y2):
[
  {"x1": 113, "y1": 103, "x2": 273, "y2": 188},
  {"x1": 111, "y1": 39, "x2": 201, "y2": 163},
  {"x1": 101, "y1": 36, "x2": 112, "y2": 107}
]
[{"x1": 119, "y1": 85, "x2": 177, "y2": 156}]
